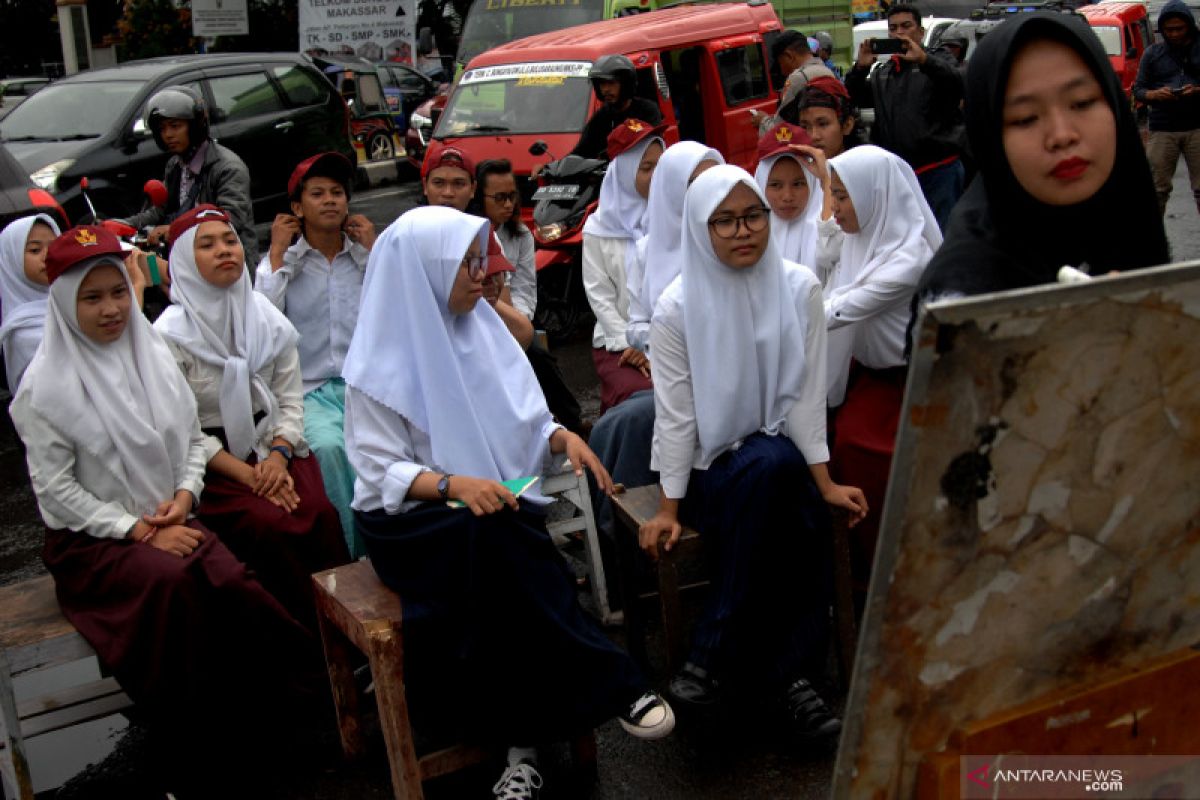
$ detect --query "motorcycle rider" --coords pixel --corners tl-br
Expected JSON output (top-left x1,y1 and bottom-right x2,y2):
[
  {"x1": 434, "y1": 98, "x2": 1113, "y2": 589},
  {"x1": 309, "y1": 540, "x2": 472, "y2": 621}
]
[
  {"x1": 570, "y1": 54, "x2": 663, "y2": 160},
  {"x1": 121, "y1": 86, "x2": 257, "y2": 266}
]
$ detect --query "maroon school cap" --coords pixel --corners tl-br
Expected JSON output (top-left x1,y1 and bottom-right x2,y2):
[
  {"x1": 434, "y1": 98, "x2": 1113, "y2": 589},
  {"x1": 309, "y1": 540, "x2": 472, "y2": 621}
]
[
  {"x1": 288, "y1": 151, "x2": 355, "y2": 198},
  {"x1": 486, "y1": 227, "x2": 514, "y2": 276},
  {"x1": 756, "y1": 122, "x2": 813, "y2": 163},
  {"x1": 606, "y1": 118, "x2": 667, "y2": 161},
  {"x1": 422, "y1": 141, "x2": 475, "y2": 180},
  {"x1": 167, "y1": 204, "x2": 231, "y2": 247},
  {"x1": 45, "y1": 226, "x2": 125, "y2": 284}
]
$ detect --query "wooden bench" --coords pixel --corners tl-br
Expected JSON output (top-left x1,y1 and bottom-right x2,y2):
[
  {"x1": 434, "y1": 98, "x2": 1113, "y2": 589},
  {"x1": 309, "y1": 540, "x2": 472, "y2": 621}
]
[
  {"x1": 312, "y1": 560, "x2": 596, "y2": 800},
  {"x1": 0, "y1": 575, "x2": 132, "y2": 800},
  {"x1": 610, "y1": 485, "x2": 859, "y2": 688}
]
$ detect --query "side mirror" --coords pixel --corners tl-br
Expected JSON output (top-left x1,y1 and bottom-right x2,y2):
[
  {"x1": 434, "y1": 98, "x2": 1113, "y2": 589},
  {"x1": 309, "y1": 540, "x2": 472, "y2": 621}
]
[
  {"x1": 529, "y1": 140, "x2": 549, "y2": 156},
  {"x1": 418, "y1": 27, "x2": 434, "y2": 56},
  {"x1": 131, "y1": 118, "x2": 150, "y2": 138}
]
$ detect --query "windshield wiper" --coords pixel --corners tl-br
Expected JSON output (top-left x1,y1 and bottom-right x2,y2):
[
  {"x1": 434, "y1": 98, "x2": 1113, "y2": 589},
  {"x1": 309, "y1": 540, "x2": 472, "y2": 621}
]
[
  {"x1": 56, "y1": 134, "x2": 100, "y2": 141},
  {"x1": 0, "y1": 135, "x2": 48, "y2": 142},
  {"x1": 466, "y1": 124, "x2": 510, "y2": 133}
]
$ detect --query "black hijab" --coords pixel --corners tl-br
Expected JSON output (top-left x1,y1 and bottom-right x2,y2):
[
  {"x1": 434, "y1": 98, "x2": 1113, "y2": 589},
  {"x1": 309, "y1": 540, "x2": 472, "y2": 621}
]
[{"x1": 919, "y1": 13, "x2": 1169, "y2": 299}]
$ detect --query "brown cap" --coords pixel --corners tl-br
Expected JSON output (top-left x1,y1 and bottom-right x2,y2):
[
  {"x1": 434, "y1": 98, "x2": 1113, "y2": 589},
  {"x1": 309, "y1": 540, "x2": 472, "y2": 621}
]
[
  {"x1": 605, "y1": 118, "x2": 667, "y2": 161},
  {"x1": 45, "y1": 226, "x2": 125, "y2": 284},
  {"x1": 167, "y1": 204, "x2": 231, "y2": 248},
  {"x1": 422, "y1": 141, "x2": 475, "y2": 180},
  {"x1": 288, "y1": 151, "x2": 355, "y2": 198},
  {"x1": 756, "y1": 122, "x2": 813, "y2": 163}
]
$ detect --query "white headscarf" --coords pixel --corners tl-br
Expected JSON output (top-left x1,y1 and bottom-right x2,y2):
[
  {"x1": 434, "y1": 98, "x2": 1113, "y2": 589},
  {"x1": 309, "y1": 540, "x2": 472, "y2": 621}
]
[
  {"x1": 155, "y1": 221, "x2": 298, "y2": 459},
  {"x1": 583, "y1": 135, "x2": 660, "y2": 241},
  {"x1": 634, "y1": 141, "x2": 725, "y2": 318},
  {"x1": 825, "y1": 145, "x2": 942, "y2": 403},
  {"x1": 754, "y1": 152, "x2": 823, "y2": 268},
  {"x1": 342, "y1": 206, "x2": 555, "y2": 495},
  {"x1": 13, "y1": 257, "x2": 197, "y2": 517},
  {"x1": 673, "y1": 164, "x2": 808, "y2": 464},
  {"x1": 0, "y1": 214, "x2": 59, "y2": 389}
]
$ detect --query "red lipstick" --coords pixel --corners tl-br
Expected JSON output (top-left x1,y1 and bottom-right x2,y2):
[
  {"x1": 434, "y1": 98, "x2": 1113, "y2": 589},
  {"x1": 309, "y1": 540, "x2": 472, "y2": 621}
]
[{"x1": 1051, "y1": 157, "x2": 1088, "y2": 180}]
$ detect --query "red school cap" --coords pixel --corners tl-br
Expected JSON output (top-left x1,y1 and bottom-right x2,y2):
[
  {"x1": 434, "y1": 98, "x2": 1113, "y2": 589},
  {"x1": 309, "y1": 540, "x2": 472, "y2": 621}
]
[
  {"x1": 606, "y1": 118, "x2": 667, "y2": 161},
  {"x1": 422, "y1": 141, "x2": 476, "y2": 180},
  {"x1": 485, "y1": 226, "x2": 515, "y2": 276},
  {"x1": 287, "y1": 151, "x2": 355, "y2": 198},
  {"x1": 45, "y1": 225, "x2": 126, "y2": 284},
  {"x1": 167, "y1": 204, "x2": 231, "y2": 248},
  {"x1": 756, "y1": 122, "x2": 813, "y2": 163}
]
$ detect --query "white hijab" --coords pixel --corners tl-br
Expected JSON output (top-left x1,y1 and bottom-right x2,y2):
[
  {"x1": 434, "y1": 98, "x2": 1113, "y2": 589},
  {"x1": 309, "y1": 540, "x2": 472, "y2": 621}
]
[
  {"x1": 155, "y1": 222, "x2": 298, "y2": 459},
  {"x1": 0, "y1": 214, "x2": 59, "y2": 388},
  {"x1": 825, "y1": 145, "x2": 942, "y2": 403},
  {"x1": 583, "y1": 135, "x2": 659, "y2": 241},
  {"x1": 342, "y1": 206, "x2": 555, "y2": 495},
  {"x1": 674, "y1": 165, "x2": 808, "y2": 464},
  {"x1": 754, "y1": 153, "x2": 824, "y2": 269},
  {"x1": 13, "y1": 257, "x2": 197, "y2": 517},
  {"x1": 634, "y1": 141, "x2": 725, "y2": 319}
]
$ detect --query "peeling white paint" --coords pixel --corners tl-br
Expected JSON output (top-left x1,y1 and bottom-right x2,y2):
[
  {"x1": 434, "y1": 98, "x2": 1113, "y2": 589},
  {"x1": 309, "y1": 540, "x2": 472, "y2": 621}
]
[
  {"x1": 322, "y1": 573, "x2": 337, "y2": 592},
  {"x1": 1164, "y1": 407, "x2": 1182, "y2": 431},
  {"x1": 1046, "y1": 709, "x2": 1091, "y2": 730},
  {"x1": 1097, "y1": 496, "x2": 1134, "y2": 544},
  {"x1": 934, "y1": 496, "x2": 949, "y2": 513},
  {"x1": 1028, "y1": 480, "x2": 1071, "y2": 518},
  {"x1": 1069, "y1": 535, "x2": 1100, "y2": 566},
  {"x1": 934, "y1": 570, "x2": 1022, "y2": 646},
  {"x1": 1085, "y1": 576, "x2": 1118, "y2": 605},
  {"x1": 986, "y1": 316, "x2": 1046, "y2": 339},
  {"x1": 1106, "y1": 707, "x2": 1154, "y2": 729},
  {"x1": 977, "y1": 489, "x2": 1002, "y2": 532},
  {"x1": 919, "y1": 661, "x2": 966, "y2": 686},
  {"x1": 1008, "y1": 515, "x2": 1036, "y2": 547}
]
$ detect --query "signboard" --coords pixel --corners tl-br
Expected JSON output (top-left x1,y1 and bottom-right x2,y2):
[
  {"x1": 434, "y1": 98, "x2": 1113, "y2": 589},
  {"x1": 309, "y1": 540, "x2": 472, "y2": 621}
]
[
  {"x1": 459, "y1": 61, "x2": 591, "y2": 85},
  {"x1": 299, "y1": 0, "x2": 417, "y2": 64},
  {"x1": 192, "y1": 0, "x2": 249, "y2": 37}
]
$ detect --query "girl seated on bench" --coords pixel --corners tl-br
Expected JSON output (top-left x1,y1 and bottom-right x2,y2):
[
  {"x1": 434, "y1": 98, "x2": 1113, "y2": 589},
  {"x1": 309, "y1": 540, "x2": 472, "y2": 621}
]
[
  {"x1": 342, "y1": 206, "x2": 674, "y2": 800},
  {"x1": 155, "y1": 205, "x2": 349, "y2": 630},
  {"x1": 12, "y1": 225, "x2": 325, "y2": 788},
  {"x1": 0, "y1": 214, "x2": 59, "y2": 390},
  {"x1": 638, "y1": 165, "x2": 866, "y2": 741}
]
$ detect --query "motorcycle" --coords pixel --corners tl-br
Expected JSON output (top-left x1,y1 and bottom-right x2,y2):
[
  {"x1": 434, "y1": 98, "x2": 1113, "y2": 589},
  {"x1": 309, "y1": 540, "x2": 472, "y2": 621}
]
[
  {"x1": 528, "y1": 140, "x2": 607, "y2": 343},
  {"x1": 78, "y1": 177, "x2": 172, "y2": 318}
]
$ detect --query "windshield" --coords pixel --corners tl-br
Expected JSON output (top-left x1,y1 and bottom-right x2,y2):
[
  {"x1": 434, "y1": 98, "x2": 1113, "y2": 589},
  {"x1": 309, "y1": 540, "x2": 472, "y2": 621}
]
[
  {"x1": 437, "y1": 62, "x2": 592, "y2": 137},
  {"x1": 458, "y1": 0, "x2": 605, "y2": 64},
  {"x1": 1091, "y1": 25, "x2": 1123, "y2": 57},
  {"x1": 0, "y1": 81, "x2": 142, "y2": 141}
]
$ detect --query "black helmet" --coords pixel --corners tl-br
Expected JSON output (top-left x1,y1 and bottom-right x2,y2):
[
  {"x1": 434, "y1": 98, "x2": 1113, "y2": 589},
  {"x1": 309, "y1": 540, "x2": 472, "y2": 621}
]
[
  {"x1": 144, "y1": 85, "x2": 209, "y2": 153},
  {"x1": 588, "y1": 54, "x2": 637, "y2": 102}
]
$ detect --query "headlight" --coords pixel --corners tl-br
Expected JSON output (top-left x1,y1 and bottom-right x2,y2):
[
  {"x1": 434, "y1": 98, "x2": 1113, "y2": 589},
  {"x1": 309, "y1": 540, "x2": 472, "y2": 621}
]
[
  {"x1": 30, "y1": 159, "x2": 74, "y2": 191},
  {"x1": 537, "y1": 222, "x2": 566, "y2": 242}
]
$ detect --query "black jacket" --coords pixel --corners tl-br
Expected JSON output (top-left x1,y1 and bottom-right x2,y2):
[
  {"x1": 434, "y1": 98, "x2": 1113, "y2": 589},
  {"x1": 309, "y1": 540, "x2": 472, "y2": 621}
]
[
  {"x1": 845, "y1": 49, "x2": 964, "y2": 170},
  {"x1": 569, "y1": 97, "x2": 663, "y2": 159},
  {"x1": 1132, "y1": 0, "x2": 1200, "y2": 133}
]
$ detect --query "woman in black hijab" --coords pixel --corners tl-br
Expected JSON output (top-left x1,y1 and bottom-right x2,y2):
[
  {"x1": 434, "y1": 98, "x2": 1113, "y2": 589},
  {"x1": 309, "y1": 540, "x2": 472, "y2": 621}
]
[{"x1": 919, "y1": 12, "x2": 1169, "y2": 300}]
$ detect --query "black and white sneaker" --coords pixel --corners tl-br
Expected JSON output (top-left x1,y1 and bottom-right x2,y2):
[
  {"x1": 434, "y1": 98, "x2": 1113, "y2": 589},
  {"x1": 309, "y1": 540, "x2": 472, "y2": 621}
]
[
  {"x1": 618, "y1": 691, "x2": 676, "y2": 739},
  {"x1": 492, "y1": 761, "x2": 543, "y2": 800},
  {"x1": 783, "y1": 678, "x2": 842, "y2": 744}
]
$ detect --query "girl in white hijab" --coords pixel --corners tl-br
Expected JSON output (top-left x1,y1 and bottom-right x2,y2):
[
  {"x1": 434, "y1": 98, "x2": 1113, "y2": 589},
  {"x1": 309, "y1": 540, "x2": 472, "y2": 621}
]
[
  {"x1": 342, "y1": 205, "x2": 673, "y2": 799},
  {"x1": 155, "y1": 204, "x2": 348, "y2": 629},
  {"x1": 624, "y1": 140, "x2": 724, "y2": 354},
  {"x1": 639, "y1": 165, "x2": 865, "y2": 738},
  {"x1": 823, "y1": 145, "x2": 941, "y2": 599},
  {"x1": 582, "y1": 119, "x2": 662, "y2": 412},
  {"x1": 753, "y1": 123, "x2": 829, "y2": 271},
  {"x1": 0, "y1": 213, "x2": 58, "y2": 390},
  {"x1": 12, "y1": 225, "x2": 321, "y2": 788}
]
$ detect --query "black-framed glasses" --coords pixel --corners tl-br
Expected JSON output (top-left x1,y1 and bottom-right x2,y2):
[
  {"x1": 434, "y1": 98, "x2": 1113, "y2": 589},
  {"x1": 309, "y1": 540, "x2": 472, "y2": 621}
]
[
  {"x1": 484, "y1": 191, "x2": 519, "y2": 205},
  {"x1": 708, "y1": 207, "x2": 770, "y2": 239},
  {"x1": 461, "y1": 255, "x2": 487, "y2": 280}
]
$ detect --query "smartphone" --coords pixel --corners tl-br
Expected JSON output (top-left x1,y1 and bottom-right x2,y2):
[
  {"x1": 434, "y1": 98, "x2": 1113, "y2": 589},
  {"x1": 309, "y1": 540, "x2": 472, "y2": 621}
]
[
  {"x1": 1172, "y1": 86, "x2": 1186, "y2": 96},
  {"x1": 870, "y1": 38, "x2": 907, "y2": 55}
]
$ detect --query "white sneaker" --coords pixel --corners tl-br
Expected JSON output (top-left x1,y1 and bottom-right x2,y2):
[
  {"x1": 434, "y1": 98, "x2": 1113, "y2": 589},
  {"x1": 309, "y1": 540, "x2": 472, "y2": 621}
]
[
  {"x1": 618, "y1": 691, "x2": 676, "y2": 740},
  {"x1": 492, "y1": 761, "x2": 543, "y2": 800}
]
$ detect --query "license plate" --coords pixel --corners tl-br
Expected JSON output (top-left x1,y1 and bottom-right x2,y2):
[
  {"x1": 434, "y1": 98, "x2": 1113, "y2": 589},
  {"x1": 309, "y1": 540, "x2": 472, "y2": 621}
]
[{"x1": 532, "y1": 184, "x2": 580, "y2": 200}]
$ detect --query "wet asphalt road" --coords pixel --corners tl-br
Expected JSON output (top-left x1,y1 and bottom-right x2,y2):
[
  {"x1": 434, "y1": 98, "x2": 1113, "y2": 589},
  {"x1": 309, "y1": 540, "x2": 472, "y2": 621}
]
[{"x1": 2, "y1": 167, "x2": 1199, "y2": 799}]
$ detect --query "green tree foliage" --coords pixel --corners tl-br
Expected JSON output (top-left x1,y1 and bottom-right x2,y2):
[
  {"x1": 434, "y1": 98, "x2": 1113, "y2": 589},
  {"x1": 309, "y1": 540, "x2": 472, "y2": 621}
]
[{"x1": 117, "y1": 0, "x2": 196, "y2": 59}]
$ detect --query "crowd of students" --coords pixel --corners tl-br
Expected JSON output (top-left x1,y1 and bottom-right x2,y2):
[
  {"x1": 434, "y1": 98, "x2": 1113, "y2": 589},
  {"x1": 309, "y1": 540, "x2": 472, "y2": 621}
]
[{"x1": 0, "y1": 9, "x2": 1174, "y2": 799}]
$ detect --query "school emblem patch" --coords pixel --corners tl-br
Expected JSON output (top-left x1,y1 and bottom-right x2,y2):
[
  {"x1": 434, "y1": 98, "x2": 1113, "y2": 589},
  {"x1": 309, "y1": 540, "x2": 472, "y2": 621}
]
[
  {"x1": 775, "y1": 126, "x2": 793, "y2": 143},
  {"x1": 625, "y1": 119, "x2": 645, "y2": 133},
  {"x1": 75, "y1": 228, "x2": 99, "y2": 247}
]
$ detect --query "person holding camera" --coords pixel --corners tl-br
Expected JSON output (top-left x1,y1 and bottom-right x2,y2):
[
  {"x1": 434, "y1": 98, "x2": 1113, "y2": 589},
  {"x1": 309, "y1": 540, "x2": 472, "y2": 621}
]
[
  {"x1": 1133, "y1": 0, "x2": 1200, "y2": 217},
  {"x1": 844, "y1": 3, "x2": 965, "y2": 230}
]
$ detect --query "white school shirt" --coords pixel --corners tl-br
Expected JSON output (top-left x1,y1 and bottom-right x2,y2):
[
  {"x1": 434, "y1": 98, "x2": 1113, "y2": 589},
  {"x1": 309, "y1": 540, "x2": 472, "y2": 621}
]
[
  {"x1": 823, "y1": 262, "x2": 912, "y2": 371},
  {"x1": 344, "y1": 386, "x2": 563, "y2": 514},
  {"x1": 254, "y1": 234, "x2": 368, "y2": 394},
  {"x1": 11, "y1": 390, "x2": 208, "y2": 539},
  {"x1": 496, "y1": 224, "x2": 537, "y2": 320},
  {"x1": 649, "y1": 263, "x2": 830, "y2": 500},
  {"x1": 164, "y1": 340, "x2": 310, "y2": 463},
  {"x1": 582, "y1": 234, "x2": 634, "y2": 351}
]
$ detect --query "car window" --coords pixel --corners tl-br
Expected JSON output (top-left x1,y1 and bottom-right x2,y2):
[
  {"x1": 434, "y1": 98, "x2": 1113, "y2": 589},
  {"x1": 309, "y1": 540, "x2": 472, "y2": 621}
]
[
  {"x1": 0, "y1": 80, "x2": 141, "y2": 140},
  {"x1": 394, "y1": 67, "x2": 429, "y2": 92},
  {"x1": 207, "y1": 72, "x2": 285, "y2": 123},
  {"x1": 377, "y1": 67, "x2": 399, "y2": 90},
  {"x1": 714, "y1": 44, "x2": 769, "y2": 107},
  {"x1": 355, "y1": 73, "x2": 388, "y2": 114},
  {"x1": 271, "y1": 65, "x2": 329, "y2": 107}
]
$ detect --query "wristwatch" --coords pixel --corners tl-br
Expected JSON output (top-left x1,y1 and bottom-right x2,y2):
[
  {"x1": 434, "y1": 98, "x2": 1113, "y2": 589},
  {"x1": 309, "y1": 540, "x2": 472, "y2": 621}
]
[
  {"x1": 270, "y1": 444, "x2": 293, "y2": 463},
  {"x1": 437, "y1": 473, "x2": 454, "y2": 501}
]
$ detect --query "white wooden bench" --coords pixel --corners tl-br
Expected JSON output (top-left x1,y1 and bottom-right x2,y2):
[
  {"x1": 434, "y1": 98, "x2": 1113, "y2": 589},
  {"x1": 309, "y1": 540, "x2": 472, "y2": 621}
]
[{"x1": 0, "y1": 575, "x2": 132, "y2": 800}]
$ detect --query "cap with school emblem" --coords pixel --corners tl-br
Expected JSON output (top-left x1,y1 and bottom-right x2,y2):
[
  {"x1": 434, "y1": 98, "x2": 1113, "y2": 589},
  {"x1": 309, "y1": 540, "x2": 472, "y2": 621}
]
[
  {"x1": 45, "y1": 225, "x2": 126, "y2": 284},
  {"x1": 167, "y1": 204, "x2": 232, "y2": 248},
  {"x1": 606, "y1": 118, "x2": 667, "y2": 160},
  {"x1": 756, "y1": 122, "x2": 813, "y2": 163}
]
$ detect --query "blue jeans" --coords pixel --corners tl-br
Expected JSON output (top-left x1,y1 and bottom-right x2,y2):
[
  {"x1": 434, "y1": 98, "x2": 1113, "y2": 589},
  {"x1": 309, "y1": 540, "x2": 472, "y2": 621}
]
[{"x1": 917, "y1": 159, "x2": 966, "y2": 232}]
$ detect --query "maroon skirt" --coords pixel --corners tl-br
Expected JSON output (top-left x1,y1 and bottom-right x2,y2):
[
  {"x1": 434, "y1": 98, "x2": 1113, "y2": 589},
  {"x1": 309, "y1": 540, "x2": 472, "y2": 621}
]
[
  {"x1": 592, "y1": 347, "x2": 654, "y2": 414},
  {"x1": 196, "y1": 453, "x2": 350, "y2": 631},
  {"x1": 831, "y1": 363, "x2": 906, "y2": 590}
]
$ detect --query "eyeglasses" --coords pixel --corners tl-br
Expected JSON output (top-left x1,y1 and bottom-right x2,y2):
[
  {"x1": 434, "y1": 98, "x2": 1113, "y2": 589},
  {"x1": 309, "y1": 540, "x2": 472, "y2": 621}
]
[
  {"x1": 707, "y1": 207, "x2": 770, "y2": 239},
  {"x1": 461, "y1": 255, "x2": 487, "y2": 280},
  {"x1": 484, "y1": 191, "x2": 519, "y2": 205}
]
